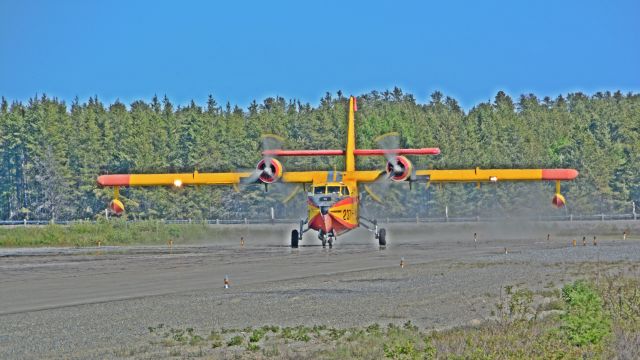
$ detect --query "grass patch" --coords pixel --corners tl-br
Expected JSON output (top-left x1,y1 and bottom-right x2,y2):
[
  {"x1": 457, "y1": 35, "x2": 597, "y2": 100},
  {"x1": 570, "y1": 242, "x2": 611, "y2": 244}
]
[
  {"x1": 143, "y1": 275, "x2": 639, "y2": 358},
  {"x1": 561, "y1": 281, "x2": 611, "y2": 346},
  {"x1": 227, "y1": 335, "x2": 244, "y2": 347},
  {"x1": 0, "y1": 220, "x2": 232, "y2": 247}
]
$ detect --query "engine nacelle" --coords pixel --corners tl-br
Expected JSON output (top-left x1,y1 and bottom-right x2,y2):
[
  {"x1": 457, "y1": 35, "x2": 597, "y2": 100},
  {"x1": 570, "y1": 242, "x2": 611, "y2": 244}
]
[
  {"x1": 386, "y1": 155, "x2": 413, "y2": 182},
  {"x1": 256, "y1": 158, "x2": 283, "y2": 183},
  {"x1": 109, "y1": 199, "x2": 125, "y2": 215}
]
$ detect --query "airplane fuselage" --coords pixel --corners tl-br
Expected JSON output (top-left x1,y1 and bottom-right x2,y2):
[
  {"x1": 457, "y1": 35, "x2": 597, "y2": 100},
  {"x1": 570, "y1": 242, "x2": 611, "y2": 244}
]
[{"x1": 307, "y1": 180, "x2": 359, "y2": 237}]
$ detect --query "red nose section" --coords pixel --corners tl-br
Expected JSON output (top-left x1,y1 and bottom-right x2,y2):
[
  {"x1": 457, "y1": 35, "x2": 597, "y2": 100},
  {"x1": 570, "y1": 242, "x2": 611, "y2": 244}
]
[{"x1": 321, "y1": 214, "x2": 333, "y2": 233}]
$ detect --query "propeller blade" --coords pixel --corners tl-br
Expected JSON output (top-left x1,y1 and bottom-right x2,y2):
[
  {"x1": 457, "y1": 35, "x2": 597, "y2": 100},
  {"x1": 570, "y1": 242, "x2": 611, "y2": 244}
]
[
  {"x1": 238, "y1": 134, "x2": 285, "y2": 186},
  {"x1": 374, "y1": 132, "x2": 402, "y2": 174},
  {"x1": 261, "y1": 134, "x2": 285, "y2": 159},
  {"x1": 282, "y1": 185, "x2": 302, "y2": 204},
  {"x1": 363, "y1": 184, "x2": 384, "y2": 204},
  {"x1": 241, "y1": 169, "x2": 263, "y2": 184}
]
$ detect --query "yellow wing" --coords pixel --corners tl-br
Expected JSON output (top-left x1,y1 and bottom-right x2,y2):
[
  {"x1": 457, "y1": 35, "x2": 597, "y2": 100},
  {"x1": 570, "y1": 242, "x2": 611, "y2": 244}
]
[
  {"x1": 350, "y1": 168, "x2": 579, "y2": 183},
  {"x1": 97, "y1": 171, "x2": 330, "y2": 187}
]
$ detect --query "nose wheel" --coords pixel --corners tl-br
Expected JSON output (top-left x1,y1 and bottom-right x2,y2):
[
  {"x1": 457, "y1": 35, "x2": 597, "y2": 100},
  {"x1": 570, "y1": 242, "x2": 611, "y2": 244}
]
[{"x1": 319, "y1": 232, "x2": 335, "y2": 248}]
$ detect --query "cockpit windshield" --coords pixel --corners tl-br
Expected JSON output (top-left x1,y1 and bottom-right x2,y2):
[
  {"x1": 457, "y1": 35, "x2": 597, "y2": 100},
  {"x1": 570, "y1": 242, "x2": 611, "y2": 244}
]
[{"x1": 311, "y1": 185, "x2": 350, "y2": 196}]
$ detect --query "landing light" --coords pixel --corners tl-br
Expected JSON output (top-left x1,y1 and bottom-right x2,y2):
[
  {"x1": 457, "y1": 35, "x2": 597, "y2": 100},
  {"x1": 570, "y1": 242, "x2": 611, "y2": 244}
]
[
  {"x1": 174, "y1": 179, "x2": 183, "y2": 187},
  {"x1": 490, "y1": 176, "x2": 498, "y2": 182}
]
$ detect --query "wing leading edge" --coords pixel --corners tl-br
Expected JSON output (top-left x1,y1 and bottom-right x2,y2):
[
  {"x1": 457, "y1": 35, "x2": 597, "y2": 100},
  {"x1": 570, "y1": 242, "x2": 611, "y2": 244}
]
[{"x1": 97, "y1": 171, "x2": 331, "y2": 187}]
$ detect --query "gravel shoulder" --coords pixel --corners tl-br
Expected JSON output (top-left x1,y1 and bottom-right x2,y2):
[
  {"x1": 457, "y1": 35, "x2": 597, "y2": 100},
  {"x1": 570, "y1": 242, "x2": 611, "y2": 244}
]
[{"x1": 1, "y1": 221, "x2": 639, "y2": 359}]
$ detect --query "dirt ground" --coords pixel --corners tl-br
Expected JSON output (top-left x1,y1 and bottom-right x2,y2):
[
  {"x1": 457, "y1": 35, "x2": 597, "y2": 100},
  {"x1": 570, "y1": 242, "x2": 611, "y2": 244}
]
[{"x1": 1, "y1": 220, "x2": 639, "y2": 359}]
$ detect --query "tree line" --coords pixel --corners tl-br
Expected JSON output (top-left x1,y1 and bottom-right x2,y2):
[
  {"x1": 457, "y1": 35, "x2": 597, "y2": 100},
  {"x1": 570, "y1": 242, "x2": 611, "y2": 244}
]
[{"x1": 0, "y1": 88, "x2": 638, "y2": 221}]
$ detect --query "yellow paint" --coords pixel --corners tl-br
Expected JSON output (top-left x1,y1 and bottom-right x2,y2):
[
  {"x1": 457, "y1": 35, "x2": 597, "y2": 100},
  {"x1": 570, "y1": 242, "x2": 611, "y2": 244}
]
[
  {"x1": 126, "y1": 169, "x2": 559, "y2": 187},
  {"x1": 415, "y1": 168, "x2": 544, "y2": 182},
  {"x1": 307, "y1": 181, "x2": 359, "y2": 229},
  {"x1": 129, "y1": 172, "x2": 249, "y2": 186},
  {"x1": 345, "y1": 96, "x2": 356, "y2": 172}
]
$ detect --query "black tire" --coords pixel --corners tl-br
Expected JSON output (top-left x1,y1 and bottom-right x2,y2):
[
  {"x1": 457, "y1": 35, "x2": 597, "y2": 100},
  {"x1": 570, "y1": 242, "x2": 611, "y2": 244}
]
[
  {"x1": 328, "y1": 238, "x2": 333, "y2": 248},
  {"x1": 378, "y1": 228, "x2": 387, "y2": 246},
  {"x1": 291, "y1": 229, "x2": 299, "y2": 248}
]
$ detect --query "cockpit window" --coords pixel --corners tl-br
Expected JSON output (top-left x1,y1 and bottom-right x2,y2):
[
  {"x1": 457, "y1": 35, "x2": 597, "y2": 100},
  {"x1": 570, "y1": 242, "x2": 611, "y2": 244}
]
[
  {"x1": 313, "y1": 186, "x2": 325, "y2": 194},
  {"x1": 343, "y1": 186, "x2": 350, "y2": 195},
  {"x1": 327, "y1": 186, "x2": 341, "y2": 194}
]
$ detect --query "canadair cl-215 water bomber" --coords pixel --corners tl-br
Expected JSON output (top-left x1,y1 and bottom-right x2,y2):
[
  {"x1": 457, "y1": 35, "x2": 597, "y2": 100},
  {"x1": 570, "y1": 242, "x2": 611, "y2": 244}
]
[{"x1": 98, "y1": 96, "x2": 578, "y2": 248}]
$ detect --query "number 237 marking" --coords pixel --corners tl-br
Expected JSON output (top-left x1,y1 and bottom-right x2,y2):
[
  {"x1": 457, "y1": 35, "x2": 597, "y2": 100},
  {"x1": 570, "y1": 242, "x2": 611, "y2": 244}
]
[{"x1": 342, "y1": 209, "x2": 353, "y2": 220}]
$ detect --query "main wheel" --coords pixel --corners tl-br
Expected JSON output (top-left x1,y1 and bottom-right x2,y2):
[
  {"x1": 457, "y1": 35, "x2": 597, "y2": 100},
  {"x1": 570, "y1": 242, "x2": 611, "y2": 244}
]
[
  {"x1": 328, "y1": 238, "x2": 333, "y2": 248},
  {"x1": 321, "y1": 238, "x2": 327, "y2": 248},
  {"x1": 378, "y1": 228, "x2": 387, "y2": 246},
  {"x1": 291, "y1": 229, "x2": 299, "y2": 248}
]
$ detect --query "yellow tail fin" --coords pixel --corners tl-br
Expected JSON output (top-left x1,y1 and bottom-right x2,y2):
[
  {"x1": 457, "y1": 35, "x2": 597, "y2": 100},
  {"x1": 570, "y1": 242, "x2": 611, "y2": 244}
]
[{"x1": 346, "y1": 96, "x2": 356, "y2": 172}]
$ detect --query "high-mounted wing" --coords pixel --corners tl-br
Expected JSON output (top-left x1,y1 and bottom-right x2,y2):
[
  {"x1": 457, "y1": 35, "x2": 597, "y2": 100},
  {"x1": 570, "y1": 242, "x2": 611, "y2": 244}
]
[
  {"x1": 352, "y1": 168, "x2": 579, "y2": 208},
  {"x1": 97, "y1": 170, "x2": 331, "y2": 187}
]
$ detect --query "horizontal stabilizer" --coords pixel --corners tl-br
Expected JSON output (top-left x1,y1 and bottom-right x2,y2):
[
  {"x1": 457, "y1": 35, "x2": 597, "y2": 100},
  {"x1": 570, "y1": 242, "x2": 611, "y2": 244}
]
[{"x1": 262, "y1": 148, "x2": 440, "y2": 157}]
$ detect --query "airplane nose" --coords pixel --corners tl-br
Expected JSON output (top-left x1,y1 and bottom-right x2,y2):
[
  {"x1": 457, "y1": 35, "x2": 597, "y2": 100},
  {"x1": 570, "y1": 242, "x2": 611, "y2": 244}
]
[{"x1": 321, "y1": 214, "x2": 333, "y2": 233}]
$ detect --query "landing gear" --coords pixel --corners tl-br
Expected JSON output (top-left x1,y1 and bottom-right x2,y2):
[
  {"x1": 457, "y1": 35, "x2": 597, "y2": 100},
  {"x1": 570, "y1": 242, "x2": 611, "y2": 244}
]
[
  {"x1": 319, "y1": 231, "x2": 335, "y2": 248},
  {"x1": 360, "y1": 216, "x2": 388, "y2": 246},
  {"x1": 377, "y1": 228, "x2": 386, "y2": 246},
  {"x1": 291, "y1": 219, "x2": 308, "y2": 248},
  {"x1": 291, "y1": 229, "x2": 299, "y2": 248}
]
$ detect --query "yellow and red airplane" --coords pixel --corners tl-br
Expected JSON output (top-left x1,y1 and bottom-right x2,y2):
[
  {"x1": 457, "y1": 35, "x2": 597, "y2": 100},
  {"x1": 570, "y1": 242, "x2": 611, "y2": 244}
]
[{"x1": 97, "y1": 96, "x2": 578, "y2": 248}]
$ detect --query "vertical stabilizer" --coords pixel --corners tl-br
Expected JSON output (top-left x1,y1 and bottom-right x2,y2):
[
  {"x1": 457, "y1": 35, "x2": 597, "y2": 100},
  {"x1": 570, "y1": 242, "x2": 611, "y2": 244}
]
[{"x1": 346, "y1": 96, "x2": 356, "y2": 172}]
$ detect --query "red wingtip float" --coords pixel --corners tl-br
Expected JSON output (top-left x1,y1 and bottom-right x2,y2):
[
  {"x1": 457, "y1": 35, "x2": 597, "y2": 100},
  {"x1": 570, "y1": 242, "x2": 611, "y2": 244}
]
[
  {"x1": 552, "y1": 193, "x2": 566, "y2": 208},
  {"x1": 109, "y1": 198, "x2": 125, "y2": 215},
  {"x1": 97, "y1": 95, "x2": 579, "y2": 247}
]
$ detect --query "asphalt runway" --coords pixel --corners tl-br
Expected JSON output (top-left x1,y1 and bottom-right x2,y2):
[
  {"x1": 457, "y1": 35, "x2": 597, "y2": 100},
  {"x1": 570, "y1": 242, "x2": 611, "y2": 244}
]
[{"x1": 1, "y1": 222, "x2": 639, "y2": 359}]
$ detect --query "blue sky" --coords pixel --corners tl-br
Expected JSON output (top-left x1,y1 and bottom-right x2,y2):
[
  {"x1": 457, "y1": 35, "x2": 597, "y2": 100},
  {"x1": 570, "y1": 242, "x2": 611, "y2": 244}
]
[{"x1": 1, "y1": 0, "x2": 638, "y2": 109}]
